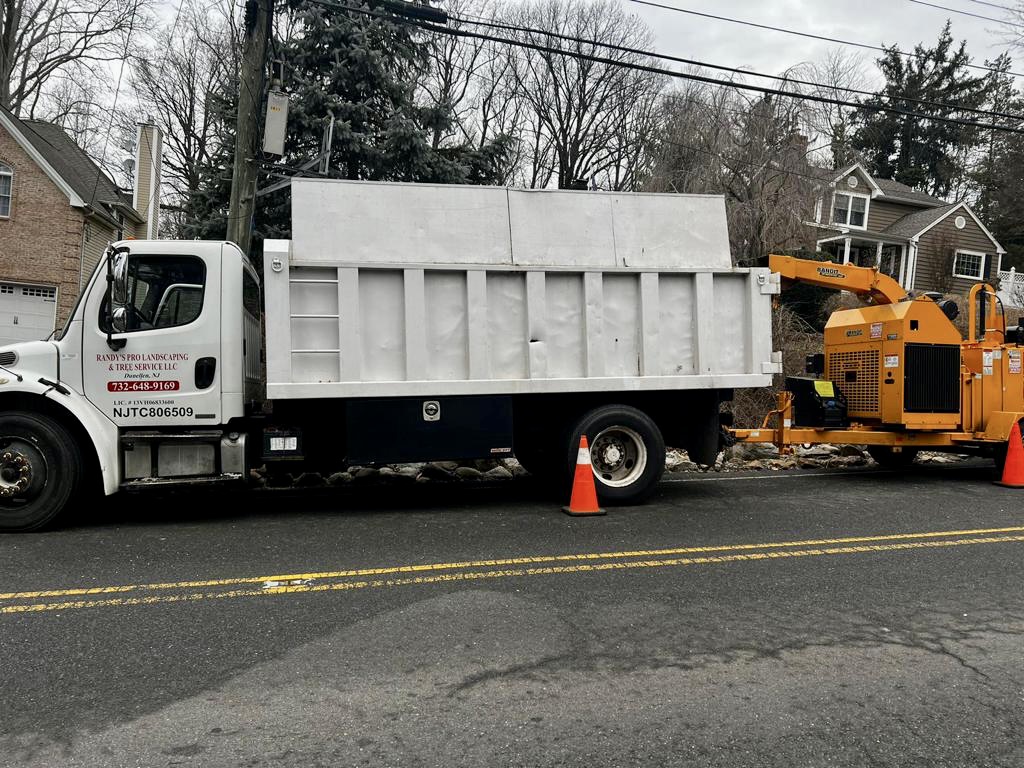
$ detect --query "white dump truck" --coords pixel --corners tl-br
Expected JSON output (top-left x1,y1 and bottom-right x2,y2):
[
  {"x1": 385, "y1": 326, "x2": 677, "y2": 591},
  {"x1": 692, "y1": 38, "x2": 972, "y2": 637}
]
[{"x1": 0, "y1": 179, "x2": 780, "y2": 530}]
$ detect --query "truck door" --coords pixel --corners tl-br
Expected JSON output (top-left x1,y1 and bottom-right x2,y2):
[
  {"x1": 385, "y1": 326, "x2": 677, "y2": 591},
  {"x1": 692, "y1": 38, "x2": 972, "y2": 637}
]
[{"x1": 82, "y1": 247, "x2": 223, "y2": 427}]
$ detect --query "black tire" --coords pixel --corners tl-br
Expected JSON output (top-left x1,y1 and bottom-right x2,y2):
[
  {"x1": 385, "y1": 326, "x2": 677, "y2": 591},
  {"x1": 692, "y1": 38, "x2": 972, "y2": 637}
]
[
  {"x1": 0, "y1": 412, "x2": 82, "y2": 532},
  {"x1": 568, "y1": 405, "x2": 665, "y2": 505},
  {"x1": 867, "y1": 446, "x2": 919, "y2": 470},
  {"x1": 994, "y1": 446, "x2": 1008, "y2": 478}
]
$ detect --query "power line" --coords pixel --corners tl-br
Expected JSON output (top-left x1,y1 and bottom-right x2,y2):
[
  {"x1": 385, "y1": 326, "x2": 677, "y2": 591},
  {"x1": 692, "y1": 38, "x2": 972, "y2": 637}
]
[
  {"x1": 324, "y1": 1, "x2": 1024, "y2": 130},
  {"x1": 452, "y1": 9, "x2": 1024, "y2": 122},
  {"x1": 154, "y1": 0, "x2": 188, "y2": 84},
  {"x1": 661, "y1": 136, "x2": 836, "y2": 186},
  {"x1": 324, "y1": 2, "x2": 1024, "y2": 133},
  {"x1": 89, "y1": 4, "x2": 141, "y2": 207},
  {"x1": 423, "y1": 13, "x2": 844, "y2": 175},
  {"x1": 627, "y1": 0, "x2": 1024, "y2": 79},
  {"x1": 446, "y1": 18, "x2": 859, "y2": 174},
  {"x1": 962, "y1": 0, "x2": 1017, "y2": 12},
  {"x1": 907, "y1": 0, "x2": 1024, "y2": 28}
]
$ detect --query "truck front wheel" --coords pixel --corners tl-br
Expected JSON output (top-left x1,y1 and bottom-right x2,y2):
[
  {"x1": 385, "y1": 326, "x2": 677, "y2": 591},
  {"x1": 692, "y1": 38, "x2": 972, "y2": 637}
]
[
  {"x1": 0, "y1": 413, "x2": 82, "y2": 532},
  {"x1": 569, "y1": 405, "x2": 665, "y2": 505}
]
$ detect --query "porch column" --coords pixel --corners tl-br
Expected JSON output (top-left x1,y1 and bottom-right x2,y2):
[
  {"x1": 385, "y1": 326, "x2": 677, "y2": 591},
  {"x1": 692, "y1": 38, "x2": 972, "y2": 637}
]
[
  {"x1": 875, "y1": 241, "x2": 883, "y2": 268},
  {"x1": 907, "y1": 241, "x2": 919, "y2": 290},
  {"x1": 842, "y1": 237, "x2": 851, "y2": 265},
  {"x1": 898, "y1": 244, "x2": 908, "y2": 287}
]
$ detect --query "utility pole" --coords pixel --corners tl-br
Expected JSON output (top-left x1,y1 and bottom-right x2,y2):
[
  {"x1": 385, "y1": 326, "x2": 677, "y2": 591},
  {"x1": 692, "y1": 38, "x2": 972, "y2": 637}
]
[{"x1": 227, "y1": 0, "x2": 272, "y2": 254}]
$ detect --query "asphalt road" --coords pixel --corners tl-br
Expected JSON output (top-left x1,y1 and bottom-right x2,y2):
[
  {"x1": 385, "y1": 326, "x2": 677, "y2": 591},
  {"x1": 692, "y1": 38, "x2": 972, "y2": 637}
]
[{"x1": 3, "y1": 463, "x2": 1024, "y2": 767}]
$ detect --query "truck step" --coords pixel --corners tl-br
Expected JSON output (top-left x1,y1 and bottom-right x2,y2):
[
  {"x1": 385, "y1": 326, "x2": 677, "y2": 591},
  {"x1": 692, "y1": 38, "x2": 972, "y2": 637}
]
[
  {"x1": 121, "y1": 430, "x2": 223, "y2": 444},
  {"x1": 120, "y1": 473, "x2": 245, "y2": 491}
]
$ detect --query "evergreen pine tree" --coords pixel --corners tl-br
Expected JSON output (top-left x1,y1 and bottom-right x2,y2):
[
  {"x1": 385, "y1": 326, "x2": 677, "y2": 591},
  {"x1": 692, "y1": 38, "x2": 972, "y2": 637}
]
[
  {"x1": 852, "y1": 22, "x2": 991, "y2": 198},
  {"x1": 972, "y1": 53, "x2": 1016, "y2": 220},
  {"x1": 182, "y1": 0, "x2": 514, "y2": 254},
  {"x1": 255, "y1": 0, "x2": 512, "y2": 241}
]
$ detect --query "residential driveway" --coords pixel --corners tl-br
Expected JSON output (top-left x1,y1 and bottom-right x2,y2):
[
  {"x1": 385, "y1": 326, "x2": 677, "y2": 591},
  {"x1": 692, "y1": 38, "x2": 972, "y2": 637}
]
[{"x1": 2, "y1": 463, "x2": 1023, "y2": 767}]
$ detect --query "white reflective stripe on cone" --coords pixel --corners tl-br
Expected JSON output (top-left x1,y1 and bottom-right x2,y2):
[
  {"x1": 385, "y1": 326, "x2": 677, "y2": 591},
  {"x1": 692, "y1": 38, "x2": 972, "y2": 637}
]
[{"x1": 577, "y1": 447, "x2": 592, "y2": 465}]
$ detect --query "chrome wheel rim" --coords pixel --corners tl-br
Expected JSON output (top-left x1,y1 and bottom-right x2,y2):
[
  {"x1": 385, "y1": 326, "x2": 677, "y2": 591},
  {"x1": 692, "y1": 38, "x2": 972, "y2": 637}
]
[
  {"x1": 0, "y1": 439, "x2": 44, "y2": 504},
  {"x1": 591, "y1": 426, "x2": 647, "y2": 487}
]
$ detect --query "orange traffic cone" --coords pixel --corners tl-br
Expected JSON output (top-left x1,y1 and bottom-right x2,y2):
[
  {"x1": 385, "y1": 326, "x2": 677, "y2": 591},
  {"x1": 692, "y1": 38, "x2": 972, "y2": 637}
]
[
  {"x1": 563, "y1": 436, "x2": 606, "y2": 516},
  {"x1": 997, "y1": 421, "x2": 1024, "y2": 488}
]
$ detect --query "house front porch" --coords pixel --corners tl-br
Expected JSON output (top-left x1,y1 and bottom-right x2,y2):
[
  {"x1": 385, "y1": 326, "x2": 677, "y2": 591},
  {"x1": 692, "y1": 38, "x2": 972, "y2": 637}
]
[{"x1": 817, "y1": 233, "x2": 910, "y2": 288}]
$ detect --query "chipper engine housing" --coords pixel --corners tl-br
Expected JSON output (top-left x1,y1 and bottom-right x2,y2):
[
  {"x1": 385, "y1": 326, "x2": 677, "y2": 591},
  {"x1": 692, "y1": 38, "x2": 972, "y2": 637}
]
[{"x1": 823, "y1": 298, "x2": 963, "y2": 429}]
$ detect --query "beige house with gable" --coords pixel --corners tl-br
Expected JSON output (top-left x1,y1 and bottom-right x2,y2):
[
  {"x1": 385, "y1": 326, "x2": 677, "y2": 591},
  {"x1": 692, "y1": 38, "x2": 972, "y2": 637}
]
[
  {"x1": 809, "y1": 162, "x2": 1005, "y2": 296},
  {"x1": 0, "y1": 102, "x2": 162, "y2": 345}
]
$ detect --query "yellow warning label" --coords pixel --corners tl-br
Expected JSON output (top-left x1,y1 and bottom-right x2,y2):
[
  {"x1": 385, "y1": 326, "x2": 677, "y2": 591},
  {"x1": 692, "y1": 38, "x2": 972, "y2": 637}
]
[{"x1": 813, "y1": 380, "x2": 835, "y2": 397}]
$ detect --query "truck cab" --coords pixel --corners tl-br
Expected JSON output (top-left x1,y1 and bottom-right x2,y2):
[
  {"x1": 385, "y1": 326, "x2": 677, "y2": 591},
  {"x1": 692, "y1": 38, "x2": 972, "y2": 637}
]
[{"x1": 0, "y1": 241, "x2": 260, "y2": 531}]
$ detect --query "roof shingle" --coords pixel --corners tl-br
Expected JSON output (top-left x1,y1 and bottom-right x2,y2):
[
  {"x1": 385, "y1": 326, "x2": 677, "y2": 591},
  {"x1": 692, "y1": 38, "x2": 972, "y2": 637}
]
[
  {"x1": 19, "y1": 120, "x2": 123, "y2": 207},
  {"x1": 882, "y1": 202, "x2": 961, "y2": 239},
  {"x1": 808, "y1": 164, "x2": 948, "y2": 207},
  {"x1": 872, "y1": 177, "x2": 947, "y2": 206}
]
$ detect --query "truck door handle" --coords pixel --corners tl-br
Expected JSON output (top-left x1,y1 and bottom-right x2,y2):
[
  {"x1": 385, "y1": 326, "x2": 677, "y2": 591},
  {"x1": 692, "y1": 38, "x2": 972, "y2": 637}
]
[{"x1": 195, "y1": 357, "x2": 216, "y2": 389}]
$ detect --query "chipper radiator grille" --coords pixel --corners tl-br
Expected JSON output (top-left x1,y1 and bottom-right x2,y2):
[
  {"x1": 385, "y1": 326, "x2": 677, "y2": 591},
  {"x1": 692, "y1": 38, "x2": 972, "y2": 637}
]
[
  {"x1": 904, "y1": 344, "x2": 960, "y2": 413},
  {"x1": 828, "y1": 350, "x2": 880, "y2": 415}
]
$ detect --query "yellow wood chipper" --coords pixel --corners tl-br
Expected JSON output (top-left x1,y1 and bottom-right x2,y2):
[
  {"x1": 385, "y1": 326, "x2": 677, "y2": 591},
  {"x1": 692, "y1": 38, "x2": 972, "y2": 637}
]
[{"x1": 730, "y1": 254, "x2": 1024, "y2": 470}]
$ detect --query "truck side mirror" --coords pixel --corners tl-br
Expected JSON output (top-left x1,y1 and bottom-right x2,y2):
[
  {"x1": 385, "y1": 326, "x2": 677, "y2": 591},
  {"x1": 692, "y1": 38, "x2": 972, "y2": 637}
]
[
  {"x1": 111, "y1": 305, "x2": 129, "y2": 334},
  {"x1": 106, "y1": 247, "x2": 130, "y2": 349}
]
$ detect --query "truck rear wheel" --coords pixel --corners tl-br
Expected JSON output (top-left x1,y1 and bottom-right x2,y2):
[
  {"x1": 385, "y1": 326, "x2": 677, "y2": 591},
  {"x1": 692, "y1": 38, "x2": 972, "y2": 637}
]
[
  {"x1": 0, "y1": 413, "x2": 81, "y2": 532},
  {"x1": 569, "y1": 405, "x2": 665, "y2": 505}
]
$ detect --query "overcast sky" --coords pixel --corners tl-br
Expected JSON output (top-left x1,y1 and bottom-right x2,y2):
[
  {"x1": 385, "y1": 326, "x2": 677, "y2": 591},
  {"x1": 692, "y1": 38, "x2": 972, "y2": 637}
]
[{"x1": 626, "y1": 0, "x2": 1020, "y2": 87}]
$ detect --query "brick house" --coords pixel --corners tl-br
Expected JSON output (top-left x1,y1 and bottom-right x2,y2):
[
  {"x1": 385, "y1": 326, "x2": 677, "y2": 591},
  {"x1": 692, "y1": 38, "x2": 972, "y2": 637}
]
[
  {"x1": 0, "y1": 103, "x2": 163, "y2": 344},
  {"x1": 808, "y1": 162, "x2": 1005, "y2": 296}
]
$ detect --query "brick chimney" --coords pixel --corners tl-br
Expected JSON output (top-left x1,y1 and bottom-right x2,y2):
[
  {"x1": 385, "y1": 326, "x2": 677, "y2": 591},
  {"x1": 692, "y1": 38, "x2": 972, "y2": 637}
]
[
  {"x1": 784, "y1": 132, "x2": 810, "y2": 169},
  {"x1": 132, "y1": 122, "x2": 162, "y2": 239}
]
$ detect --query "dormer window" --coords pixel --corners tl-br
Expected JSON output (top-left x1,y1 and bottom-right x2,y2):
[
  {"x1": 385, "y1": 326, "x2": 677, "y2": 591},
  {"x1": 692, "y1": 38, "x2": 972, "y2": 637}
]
[
  {"x1": 832, "y1": 191, "x2": 868, "y2": 229},
  {"x1": 0, "y1": 163, "x2": 11, "y2": 218}
]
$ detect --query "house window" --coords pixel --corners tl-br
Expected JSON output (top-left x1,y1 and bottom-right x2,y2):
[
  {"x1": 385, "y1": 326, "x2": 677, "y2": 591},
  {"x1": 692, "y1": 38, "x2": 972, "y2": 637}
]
[
  {"x1": 0, "y1": 163, "x2": 11, "y2": 218},
  {"x1": 832, "y1": 192, "x2": 869, "y2": 229},
  {"x1": 953, "y1": 250, "x2": 986, "y2": 280}
]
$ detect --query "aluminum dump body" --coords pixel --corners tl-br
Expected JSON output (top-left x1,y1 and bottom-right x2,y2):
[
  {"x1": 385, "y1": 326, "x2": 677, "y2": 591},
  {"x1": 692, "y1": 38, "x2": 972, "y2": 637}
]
[{"x1": 264, "y1": 179, "x2": 779, "y2": 399}]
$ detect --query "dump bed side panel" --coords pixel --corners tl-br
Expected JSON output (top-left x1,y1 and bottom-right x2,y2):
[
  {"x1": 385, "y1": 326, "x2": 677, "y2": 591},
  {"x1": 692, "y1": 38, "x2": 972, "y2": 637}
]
[{"x1": 263, "y1": 240, "x2": 776, "y2": 399}]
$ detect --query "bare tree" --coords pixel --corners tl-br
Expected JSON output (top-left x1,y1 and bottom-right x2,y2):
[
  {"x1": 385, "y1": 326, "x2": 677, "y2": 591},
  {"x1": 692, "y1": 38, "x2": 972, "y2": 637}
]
[
  {"x1": 0, "y1": 0, "x2": 150, "y2": 115},
  {"x1": 791, "y1": 48, "x2": 867, "y2": 169},
  {"x1": 500, "y1": 0, "x2": 664, "y2": 189},
  {"x1": 648, "y1": 82, "x2": 818, "y2": 265},
  {"x1": 129, "y1": 0, "x2": 235, "y2": 218},
  {"x1": 999, "y1": 3, "x2": 1024, "y2": 49},
  {"x1": 592, "y1": 80, "x2": 660, "y2": 190},
  {"x1": 40, "y1": 69, "x2": 110, "y2": 153},
  {"x1": 472, "y1": 40, "x2": 529, "y2": 184},
  {"x1": 646, "y1": 79, "x2": 741, "y2": 195},
  {"x1": 420, "y1": 0, "x2": 495, "y2": 149}
]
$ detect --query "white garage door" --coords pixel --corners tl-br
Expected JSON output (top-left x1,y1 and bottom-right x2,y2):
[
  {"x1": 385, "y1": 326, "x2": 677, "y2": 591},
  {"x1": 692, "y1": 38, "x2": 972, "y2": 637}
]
[{"x1": 0, "y1": 282, "x2": 58, "y2": 346}]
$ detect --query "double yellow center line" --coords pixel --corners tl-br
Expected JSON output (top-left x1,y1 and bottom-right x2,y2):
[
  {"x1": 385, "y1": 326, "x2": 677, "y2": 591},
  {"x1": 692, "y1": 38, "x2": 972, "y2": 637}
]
[{"x1": 4, "y1": 525, "x2": 1024, "y2": 615}]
